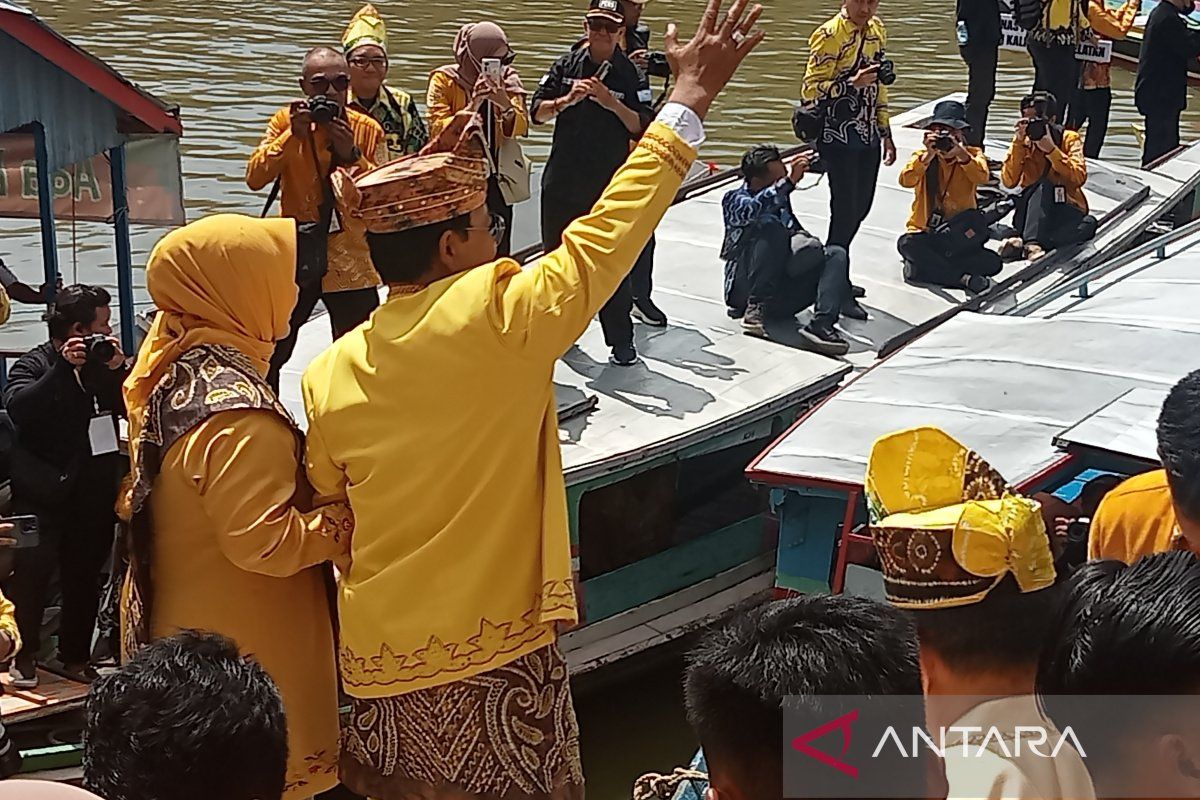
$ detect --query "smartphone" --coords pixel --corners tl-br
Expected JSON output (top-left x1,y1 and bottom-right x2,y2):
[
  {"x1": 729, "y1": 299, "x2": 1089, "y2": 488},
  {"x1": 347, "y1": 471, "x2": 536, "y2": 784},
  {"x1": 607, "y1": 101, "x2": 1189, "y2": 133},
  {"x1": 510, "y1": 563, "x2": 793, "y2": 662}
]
[
  {"x1": 482, "y1": 57, "x2": 502, "y2": 81},
  {"x1": 0, "y1": 516, "x2": 39, "y2": 550}
]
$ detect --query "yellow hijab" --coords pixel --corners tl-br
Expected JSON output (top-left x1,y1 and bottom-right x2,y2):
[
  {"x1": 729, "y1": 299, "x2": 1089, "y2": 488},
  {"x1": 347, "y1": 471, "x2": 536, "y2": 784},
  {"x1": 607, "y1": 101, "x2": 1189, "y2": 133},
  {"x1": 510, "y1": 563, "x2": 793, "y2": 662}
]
[{"x1": 124, "y1": 214, "x2": 297, "y2": 463}]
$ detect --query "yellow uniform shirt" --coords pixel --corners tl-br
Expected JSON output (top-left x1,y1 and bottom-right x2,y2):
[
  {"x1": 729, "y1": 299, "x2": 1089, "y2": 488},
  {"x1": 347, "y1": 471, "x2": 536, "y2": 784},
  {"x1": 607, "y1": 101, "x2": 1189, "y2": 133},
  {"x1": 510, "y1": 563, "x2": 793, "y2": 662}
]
[
  {"x1": 302, "y1": 122, "x2": 698, "y2": 698},
  {"x1": 898, "y1": 147, "x2": 991, "y2": 232},
  {"x1": 246, "y1": 106, "x2": 387, "y2": 294},
  {"x1": 801, "y1": 12, "x2": 891, "y2": 140},
  {"x1": 426, "y1": 69, "x2": 529, "y2": 142},
  {"x1": 1088, "y1": 469, "x2": 1180, "y2": 563},
  {"x1": 1001, "y1": 128, "x2": 1090, "y2": 214}
]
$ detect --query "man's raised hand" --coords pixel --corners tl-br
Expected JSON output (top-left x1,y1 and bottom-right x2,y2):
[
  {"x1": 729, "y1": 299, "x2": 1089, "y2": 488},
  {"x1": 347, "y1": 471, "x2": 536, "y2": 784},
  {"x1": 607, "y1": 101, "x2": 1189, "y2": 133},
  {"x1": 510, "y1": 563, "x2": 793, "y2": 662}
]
[{"x1": 664, "y1": 0, "x2": 765, "y2": 120}]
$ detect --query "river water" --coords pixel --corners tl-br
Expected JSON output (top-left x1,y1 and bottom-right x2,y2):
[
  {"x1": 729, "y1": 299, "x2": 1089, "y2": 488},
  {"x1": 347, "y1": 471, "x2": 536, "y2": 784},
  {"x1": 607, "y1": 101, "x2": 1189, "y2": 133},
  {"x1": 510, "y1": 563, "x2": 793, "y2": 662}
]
[{"x1": 8, "y1": 0, "x2": 1200, "y2": 795}]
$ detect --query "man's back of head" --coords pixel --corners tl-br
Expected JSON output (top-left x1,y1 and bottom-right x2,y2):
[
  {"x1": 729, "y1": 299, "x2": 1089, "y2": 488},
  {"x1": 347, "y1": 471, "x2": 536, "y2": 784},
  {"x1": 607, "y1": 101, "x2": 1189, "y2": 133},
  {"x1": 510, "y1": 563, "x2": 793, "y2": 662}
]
[
  {"x1": 84, "y1": 630, "x2": 287, "y2": 800},
  {"x1": 1159, "y1": 368, "x2": 1200, "y2": 537},
  {"x1": 684, "y1": 595, "x2": 921, "y2": 800},
  {"x1": 1038, "y1": 551, "x2": 1200, "y2": 797}
]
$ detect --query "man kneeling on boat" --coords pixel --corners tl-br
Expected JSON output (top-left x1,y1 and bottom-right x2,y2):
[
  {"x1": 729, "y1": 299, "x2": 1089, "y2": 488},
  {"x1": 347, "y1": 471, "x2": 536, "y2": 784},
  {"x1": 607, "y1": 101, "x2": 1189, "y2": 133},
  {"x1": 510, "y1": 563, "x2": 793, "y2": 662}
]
[
  {"x1": 1000, "y1": 91, "x2": 1098, "y2": 262},
  {"x1": 897, "y1": 99, "x2": 1002, "y2": 294},
  {"x1": 300, "y1": 2, "x2": 764, "y2": 798},
  {"x1": 720, "y1": 144, "x2": 866, "y2": 356}
]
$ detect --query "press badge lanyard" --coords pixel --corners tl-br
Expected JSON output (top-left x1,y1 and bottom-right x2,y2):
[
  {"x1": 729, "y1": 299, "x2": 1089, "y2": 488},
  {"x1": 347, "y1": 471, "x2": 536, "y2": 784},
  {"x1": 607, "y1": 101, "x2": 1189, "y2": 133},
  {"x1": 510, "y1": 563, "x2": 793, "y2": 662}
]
[{"x1": 74, "y1": 370, "x2": 118, "y2": 456}]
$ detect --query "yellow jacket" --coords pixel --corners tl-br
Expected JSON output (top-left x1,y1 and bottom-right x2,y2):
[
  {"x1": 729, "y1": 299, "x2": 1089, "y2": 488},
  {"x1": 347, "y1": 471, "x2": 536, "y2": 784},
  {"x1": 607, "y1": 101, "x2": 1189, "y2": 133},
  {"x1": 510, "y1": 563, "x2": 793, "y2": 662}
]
[
  {"x1": 1088, "y1": 470, "x2": 1180, "y2": 563},
  {"x1": 0, "y1": 589, "x2": 19, "y2": 660},
  {"x1": 302, "y1": 121, "x2": 698, "y2": 698},
  {"x1": 801, "y1": 12, "x2": 891, "y2": 141},
  {"x1": 426, "y1": 69, "x2": 529, "y2": 142},
  {"x1": 1001, "y1": 128, "x2": 1089, "y2": 214},
  {"x1": 899, "y1": 146, "x2": 991, "y2": 232},
  {"x1": 1083, "y1": 0, "x2": 1139, "y2": 89},
  {"x1": 246, "y1": 107, "x2": 387, "y2": 293}
]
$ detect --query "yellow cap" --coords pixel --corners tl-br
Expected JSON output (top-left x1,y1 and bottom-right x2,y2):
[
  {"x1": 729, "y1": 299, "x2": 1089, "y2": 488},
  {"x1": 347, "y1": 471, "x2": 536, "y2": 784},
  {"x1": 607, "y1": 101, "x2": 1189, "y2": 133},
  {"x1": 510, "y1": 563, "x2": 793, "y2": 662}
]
[{"x1": 343, "y1": 4, "x2": 388, "y2": 54}]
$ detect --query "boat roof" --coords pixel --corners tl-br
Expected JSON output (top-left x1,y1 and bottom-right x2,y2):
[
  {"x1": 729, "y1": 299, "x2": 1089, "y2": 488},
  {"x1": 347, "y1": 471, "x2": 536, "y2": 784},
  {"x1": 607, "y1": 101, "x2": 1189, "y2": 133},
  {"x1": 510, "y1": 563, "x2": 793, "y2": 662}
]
[
  {"x1": 277, "y1": 94, "x2": 1200, "y2": 486},
  {"x1": 747, "y1": 229, "x2": 1200, "y2": 490}
]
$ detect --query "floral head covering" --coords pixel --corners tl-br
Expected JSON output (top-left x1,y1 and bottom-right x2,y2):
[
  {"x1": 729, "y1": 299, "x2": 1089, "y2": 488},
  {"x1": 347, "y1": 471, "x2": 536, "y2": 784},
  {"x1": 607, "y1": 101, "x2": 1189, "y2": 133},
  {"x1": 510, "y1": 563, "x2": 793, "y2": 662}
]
[{"x1": 865, "y1": 427, "x2": 1056, "y2": 609}]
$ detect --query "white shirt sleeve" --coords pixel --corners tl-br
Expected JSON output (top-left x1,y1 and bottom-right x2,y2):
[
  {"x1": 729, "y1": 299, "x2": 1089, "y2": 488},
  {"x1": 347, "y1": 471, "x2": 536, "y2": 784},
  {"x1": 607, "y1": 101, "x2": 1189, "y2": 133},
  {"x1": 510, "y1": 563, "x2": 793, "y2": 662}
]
[{"x1": 654, "y1": 102, "x2": 706, "y2": 149}]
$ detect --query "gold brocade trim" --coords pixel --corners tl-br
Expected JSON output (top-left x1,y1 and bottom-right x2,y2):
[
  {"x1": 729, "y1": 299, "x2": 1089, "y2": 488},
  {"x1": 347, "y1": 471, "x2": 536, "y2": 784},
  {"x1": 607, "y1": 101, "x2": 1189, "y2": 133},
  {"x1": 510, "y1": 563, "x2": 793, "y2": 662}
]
[
  {"x1": 341, "y1": 579, "x2": 576, "y2": 689},
  {"x1": 284, "y1": 747, "x2": 338, "y2": 794},
  {"x1": 638, "y1": 132, "x2": 692, "y2": 180}
]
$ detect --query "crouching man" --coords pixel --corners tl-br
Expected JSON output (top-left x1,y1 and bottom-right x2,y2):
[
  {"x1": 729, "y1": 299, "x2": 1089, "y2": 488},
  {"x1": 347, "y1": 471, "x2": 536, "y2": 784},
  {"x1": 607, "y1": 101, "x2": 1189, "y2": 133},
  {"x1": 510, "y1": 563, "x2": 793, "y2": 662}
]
[
  {"x1": 720, "y1": 145, "x2": 865, "y2": 356},
  {"x1": 1000, "y1": 91, "x2": 1097, "y2": 262},
  {"x1": 897, "y1": 99, "x2": 1001, "y2": 293}
]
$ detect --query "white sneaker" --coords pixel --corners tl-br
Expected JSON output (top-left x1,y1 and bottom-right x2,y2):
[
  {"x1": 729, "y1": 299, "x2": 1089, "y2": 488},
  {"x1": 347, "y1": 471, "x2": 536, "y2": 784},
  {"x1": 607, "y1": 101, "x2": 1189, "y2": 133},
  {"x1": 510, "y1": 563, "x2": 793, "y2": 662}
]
[{"x1": 9, "y1": 661, "x2": 37, "y2": 689}]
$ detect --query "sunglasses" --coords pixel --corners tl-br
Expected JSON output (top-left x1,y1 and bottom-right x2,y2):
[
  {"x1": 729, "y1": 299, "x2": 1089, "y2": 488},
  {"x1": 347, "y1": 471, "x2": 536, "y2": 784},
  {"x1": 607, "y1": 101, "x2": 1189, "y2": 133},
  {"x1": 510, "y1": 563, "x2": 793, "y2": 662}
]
[
  {"x1": 501, "y1": 51, "x2": 517, "y2": 66},
  {"x1": 349, "y1": 56, "x2": 388, "y2": 69},
  {"x1": 587, "y1": 18, "x2": 623, "y2": 33},
  {"x1": 306, "y1": 74, "x2": 351, "y2": 93}
]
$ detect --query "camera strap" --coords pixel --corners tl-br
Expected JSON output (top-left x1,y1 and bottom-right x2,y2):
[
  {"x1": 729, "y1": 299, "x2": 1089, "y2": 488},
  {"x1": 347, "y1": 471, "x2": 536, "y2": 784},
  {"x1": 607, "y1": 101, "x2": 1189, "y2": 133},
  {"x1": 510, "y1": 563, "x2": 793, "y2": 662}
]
[{"x1": 259, "y1": 127, "x2": 341, "y2": 234}]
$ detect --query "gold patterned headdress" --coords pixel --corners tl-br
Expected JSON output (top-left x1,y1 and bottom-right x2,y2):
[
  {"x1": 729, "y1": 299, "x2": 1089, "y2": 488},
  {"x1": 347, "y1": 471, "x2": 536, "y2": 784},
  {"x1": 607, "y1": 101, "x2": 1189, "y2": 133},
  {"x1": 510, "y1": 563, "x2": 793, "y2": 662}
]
[
  {"x1": 350, "y1": 111, "x2": 489, "y2": 234},
  {"x1": 343, "y1": 4, "x2": 388, "y2": 55},
  {"x1": 865, "y1": 427, "x2": 1056, "y2": 610}
]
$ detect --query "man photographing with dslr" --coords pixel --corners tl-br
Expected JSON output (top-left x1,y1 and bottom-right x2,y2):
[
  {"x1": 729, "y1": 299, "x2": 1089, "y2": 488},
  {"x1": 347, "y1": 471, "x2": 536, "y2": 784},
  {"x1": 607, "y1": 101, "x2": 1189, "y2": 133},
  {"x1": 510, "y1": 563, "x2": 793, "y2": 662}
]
[
  {"x1": 2, "y1": 285, "x2": 127, "y2": 688},
  {"x1": 999, "y1": 91, "x2": 1097, "y2": 262},
  {"x1": 247, "y1": 46, "x2": 386, "y2": 390}
]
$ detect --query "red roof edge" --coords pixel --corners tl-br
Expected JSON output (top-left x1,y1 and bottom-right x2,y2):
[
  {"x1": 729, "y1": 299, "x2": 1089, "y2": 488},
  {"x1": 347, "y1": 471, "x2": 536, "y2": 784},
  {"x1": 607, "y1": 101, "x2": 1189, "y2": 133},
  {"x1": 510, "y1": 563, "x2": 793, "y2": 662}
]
[{"x1": 1, "y1": 7, "x2": 183, "y2": 136}]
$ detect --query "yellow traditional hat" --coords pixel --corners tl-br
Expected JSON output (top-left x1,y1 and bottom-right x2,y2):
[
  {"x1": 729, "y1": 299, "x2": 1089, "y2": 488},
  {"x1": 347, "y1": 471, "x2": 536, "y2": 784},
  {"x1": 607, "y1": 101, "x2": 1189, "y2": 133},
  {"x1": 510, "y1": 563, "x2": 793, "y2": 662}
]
[
  {"x1": 343, "y1": 4, "x2": 388, "y2": 54},
  {"x1": 350, "y1": 111, "x2": 489, "y2": 234},
  {"x1": 864, "y1": 427, "x2": 1056, "y2": 610}
]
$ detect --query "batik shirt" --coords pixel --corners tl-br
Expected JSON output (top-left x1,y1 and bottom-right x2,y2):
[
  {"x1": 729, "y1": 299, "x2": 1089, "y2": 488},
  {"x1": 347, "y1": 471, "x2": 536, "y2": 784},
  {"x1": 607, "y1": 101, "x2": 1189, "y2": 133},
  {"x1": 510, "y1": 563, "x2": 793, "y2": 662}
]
[
  {"x1": 351, "y1": 85, "x2": 428, "y2": 160},
  {"x1": 801, "y1": 11, "x2": 891, "y2": 148}
]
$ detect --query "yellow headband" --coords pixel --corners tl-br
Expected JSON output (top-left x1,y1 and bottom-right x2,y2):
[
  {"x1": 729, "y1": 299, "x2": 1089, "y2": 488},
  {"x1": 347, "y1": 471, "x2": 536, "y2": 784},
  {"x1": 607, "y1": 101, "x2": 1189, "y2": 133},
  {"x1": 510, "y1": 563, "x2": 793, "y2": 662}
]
[{"x1": 343, "y1": 3, "x2": 388, "y2": 54}]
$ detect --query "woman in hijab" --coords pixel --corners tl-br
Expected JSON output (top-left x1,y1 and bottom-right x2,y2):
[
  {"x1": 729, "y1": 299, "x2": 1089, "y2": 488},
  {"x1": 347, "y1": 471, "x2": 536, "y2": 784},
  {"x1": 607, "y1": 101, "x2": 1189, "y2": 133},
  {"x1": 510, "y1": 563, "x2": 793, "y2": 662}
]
[
  {"x1": 428, "y1": 22, "x2": 529, "y2": 256},
  {"x1": 119, "y1": 214, "x2": 352, "y2": 800}
]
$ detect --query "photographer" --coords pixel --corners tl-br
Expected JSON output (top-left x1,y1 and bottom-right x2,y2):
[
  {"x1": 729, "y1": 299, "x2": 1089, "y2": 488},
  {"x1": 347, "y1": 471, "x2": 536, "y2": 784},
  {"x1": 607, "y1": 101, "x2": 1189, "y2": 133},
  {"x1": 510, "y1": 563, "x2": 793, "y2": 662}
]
[
  {"x1": 246, "y1": 46, "x2": 387, "y2": 390},
  {"x1": 531, "y1": 0, "x2": 653, "y2": 366},
  {"x1": 897, "y1": 100, "x2": 1000, "y2": 292},
  {"x1": 1, "y1": 285, "x2": 127, "y2": 688},
  {"x1": 999, "y1": 91, "x2": 1096, "y2": 262},
  {"x1": 801, "y1": 0, "x2": 897, "y2": 280},
  {"x1": 721, "y1": 145, "x2": 861, "y2": 356}
]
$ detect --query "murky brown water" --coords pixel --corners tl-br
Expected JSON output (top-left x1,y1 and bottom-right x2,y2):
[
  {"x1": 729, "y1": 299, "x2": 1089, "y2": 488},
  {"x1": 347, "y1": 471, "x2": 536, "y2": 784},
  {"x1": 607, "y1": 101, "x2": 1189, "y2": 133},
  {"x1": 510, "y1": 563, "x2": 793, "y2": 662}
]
[{"x1": 6, "y1": 0, "x2": 1200, "y2": 794}]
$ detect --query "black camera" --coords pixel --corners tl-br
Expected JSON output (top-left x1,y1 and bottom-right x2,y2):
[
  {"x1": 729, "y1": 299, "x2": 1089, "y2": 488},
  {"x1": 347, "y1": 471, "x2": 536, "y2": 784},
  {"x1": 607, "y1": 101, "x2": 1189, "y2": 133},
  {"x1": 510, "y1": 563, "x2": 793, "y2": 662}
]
[
  {"x1": 933, "y1": 132, "x2": 955, "y2": 152},
  {"x1": 84, "y1": 333, "x2": 116, "y2": 365},
  {"x1": 306, "y1": 95, "x2": 341, "y2": 125},
  {"x1": 646, "y1": 51, "x2": 672, "y2": 79},
  {"x1": 876, "y1": 59, "x2": 896, "y2": 86},
  {"x1": 1026, "y1": 116, "x2": 1049, "y2": 141}
]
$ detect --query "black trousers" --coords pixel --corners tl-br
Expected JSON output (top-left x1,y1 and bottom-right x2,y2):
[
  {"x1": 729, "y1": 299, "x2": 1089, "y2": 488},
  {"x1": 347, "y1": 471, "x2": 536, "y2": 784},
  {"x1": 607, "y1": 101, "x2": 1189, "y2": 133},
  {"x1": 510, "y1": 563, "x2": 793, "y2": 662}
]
[
  {"x1": 1013, "y1": 184, "x2": 1099, "y2": 249},
  {"x1": 268, "y1": 285, "x2": 379, "y2": 391},
  {"x1": 898, "y1": 232, "x2": 1003, "y2": 288},
  {"x1": 6, "y1": 456, "x2": 118, "y2": 665},
  {"x1": 961, "y1": 46, "x2": 999, "y2": 148},
  {"x1": 541, "y1": 188, "x2": 633, "y2": 350},
  {"x1": 1143, "y1": 109, "x2": 1183, "y2": 168},
  {"x1": 631, "y1": 235, "x2": 656, "y2": 302},
  {"x1": 487, "y1": 177, "x2": 514, "y2": 258},
  {"x1": 1028, "y1": 40, "x2": 1080, "y2": 113},
  {"x1": 731, "y1": 222, "x2": 849, "y2": 325},
  {"x1": 820, "y1": 144, "x2": 882, "y2": 251},
  {"x1": 1068, "y1": 87, "x2": 1112, "y2": 159}
]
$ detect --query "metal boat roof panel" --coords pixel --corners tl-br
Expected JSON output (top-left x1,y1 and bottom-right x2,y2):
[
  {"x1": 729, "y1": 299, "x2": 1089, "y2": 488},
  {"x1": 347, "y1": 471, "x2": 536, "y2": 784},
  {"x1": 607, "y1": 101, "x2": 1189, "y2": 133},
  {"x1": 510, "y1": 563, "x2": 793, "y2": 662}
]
[
  {"x1": 748, "y1": 237, "x2": 1200, "y2": 489},
  {"x1": 1055, "y1": 386, "x2": 1165, "y2": 464}
]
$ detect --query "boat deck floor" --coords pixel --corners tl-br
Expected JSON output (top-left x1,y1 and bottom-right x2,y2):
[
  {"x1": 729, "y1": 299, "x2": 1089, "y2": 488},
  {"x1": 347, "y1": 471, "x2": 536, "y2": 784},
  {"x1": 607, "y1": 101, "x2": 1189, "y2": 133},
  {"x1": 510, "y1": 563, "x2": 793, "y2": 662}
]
[{"x1": 1, "y1": 669, "x2": 88, "y2": 725}]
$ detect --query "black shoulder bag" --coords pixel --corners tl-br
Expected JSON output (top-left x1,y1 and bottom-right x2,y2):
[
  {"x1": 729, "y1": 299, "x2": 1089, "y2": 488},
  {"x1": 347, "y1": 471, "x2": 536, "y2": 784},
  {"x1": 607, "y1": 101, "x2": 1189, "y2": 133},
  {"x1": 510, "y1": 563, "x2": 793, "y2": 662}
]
[
  {"x1": 260, "y1": 140, "x2": 339, "y2": 287},
  {"x1": 925, "y1": 157, "x2": 993, "y2": 258}
]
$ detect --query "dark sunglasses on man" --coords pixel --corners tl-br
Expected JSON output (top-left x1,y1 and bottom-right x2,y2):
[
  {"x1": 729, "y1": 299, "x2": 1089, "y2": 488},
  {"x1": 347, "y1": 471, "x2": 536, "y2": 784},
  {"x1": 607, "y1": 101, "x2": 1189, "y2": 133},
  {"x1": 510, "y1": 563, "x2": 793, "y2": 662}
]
[
  {"x1": 467, "y1": 213, "x2": 507, "y2": 243},
  {"x1": 306, "y1": 74, "x2": 351, "y2": 93},
  {"x1": 587, "y1": 19, "x2": 622, "y2": 34}
]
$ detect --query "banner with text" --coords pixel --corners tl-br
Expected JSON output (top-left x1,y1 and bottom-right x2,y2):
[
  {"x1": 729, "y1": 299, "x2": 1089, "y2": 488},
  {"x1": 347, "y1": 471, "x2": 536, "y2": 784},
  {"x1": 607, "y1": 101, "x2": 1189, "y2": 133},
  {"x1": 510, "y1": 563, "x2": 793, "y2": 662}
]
[
  {"x1": 0, "y1": 134, "x2": 186, "y2": 226},
  {"x1": 1000, "y1": 14, "x2": 1114, "y2": 63}
]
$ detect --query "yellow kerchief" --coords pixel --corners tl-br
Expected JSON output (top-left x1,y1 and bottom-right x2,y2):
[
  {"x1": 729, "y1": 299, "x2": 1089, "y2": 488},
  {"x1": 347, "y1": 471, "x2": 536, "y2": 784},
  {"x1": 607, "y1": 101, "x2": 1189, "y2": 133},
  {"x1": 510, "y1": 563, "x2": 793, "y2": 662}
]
[
  {"x1": 865, "y1": 427, "x2": 1056, "y2": 609},
  {"x1": 343, "y1": 4, "x2": 388, "y2": 54}
]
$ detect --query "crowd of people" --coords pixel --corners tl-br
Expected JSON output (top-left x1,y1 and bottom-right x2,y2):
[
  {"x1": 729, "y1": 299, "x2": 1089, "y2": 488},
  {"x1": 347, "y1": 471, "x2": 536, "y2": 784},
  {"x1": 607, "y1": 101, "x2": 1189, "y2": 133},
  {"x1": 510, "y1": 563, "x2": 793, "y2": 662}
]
[{"x1": 0, "y1": 0, "x2": 1194, "y2": 797}]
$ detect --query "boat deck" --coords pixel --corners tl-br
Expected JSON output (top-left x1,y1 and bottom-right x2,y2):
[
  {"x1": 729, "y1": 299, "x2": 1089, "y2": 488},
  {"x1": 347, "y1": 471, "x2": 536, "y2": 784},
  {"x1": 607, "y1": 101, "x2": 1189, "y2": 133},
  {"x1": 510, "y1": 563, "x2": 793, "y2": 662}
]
[
  {"x1": 0, "y1": 669, "x2": 88, "y2": 725},
  {"x1": 748, "y1": 227, "x2": 1200, "y2": 491}
]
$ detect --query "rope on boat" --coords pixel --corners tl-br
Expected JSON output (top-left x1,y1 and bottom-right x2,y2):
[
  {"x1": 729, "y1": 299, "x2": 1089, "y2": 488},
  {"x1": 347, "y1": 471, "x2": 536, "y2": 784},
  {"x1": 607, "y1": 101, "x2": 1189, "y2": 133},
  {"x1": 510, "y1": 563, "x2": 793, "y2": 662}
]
[{"x1": 631, "y1": 767, "x2": 709, "y2": 800}]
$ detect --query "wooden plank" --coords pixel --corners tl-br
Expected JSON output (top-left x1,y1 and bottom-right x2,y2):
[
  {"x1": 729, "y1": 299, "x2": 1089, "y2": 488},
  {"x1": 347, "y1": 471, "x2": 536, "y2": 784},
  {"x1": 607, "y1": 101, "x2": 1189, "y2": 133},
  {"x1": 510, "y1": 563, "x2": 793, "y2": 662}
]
[{"x1": 0, "y1": 669, "x2": 88, "y2": 724}]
